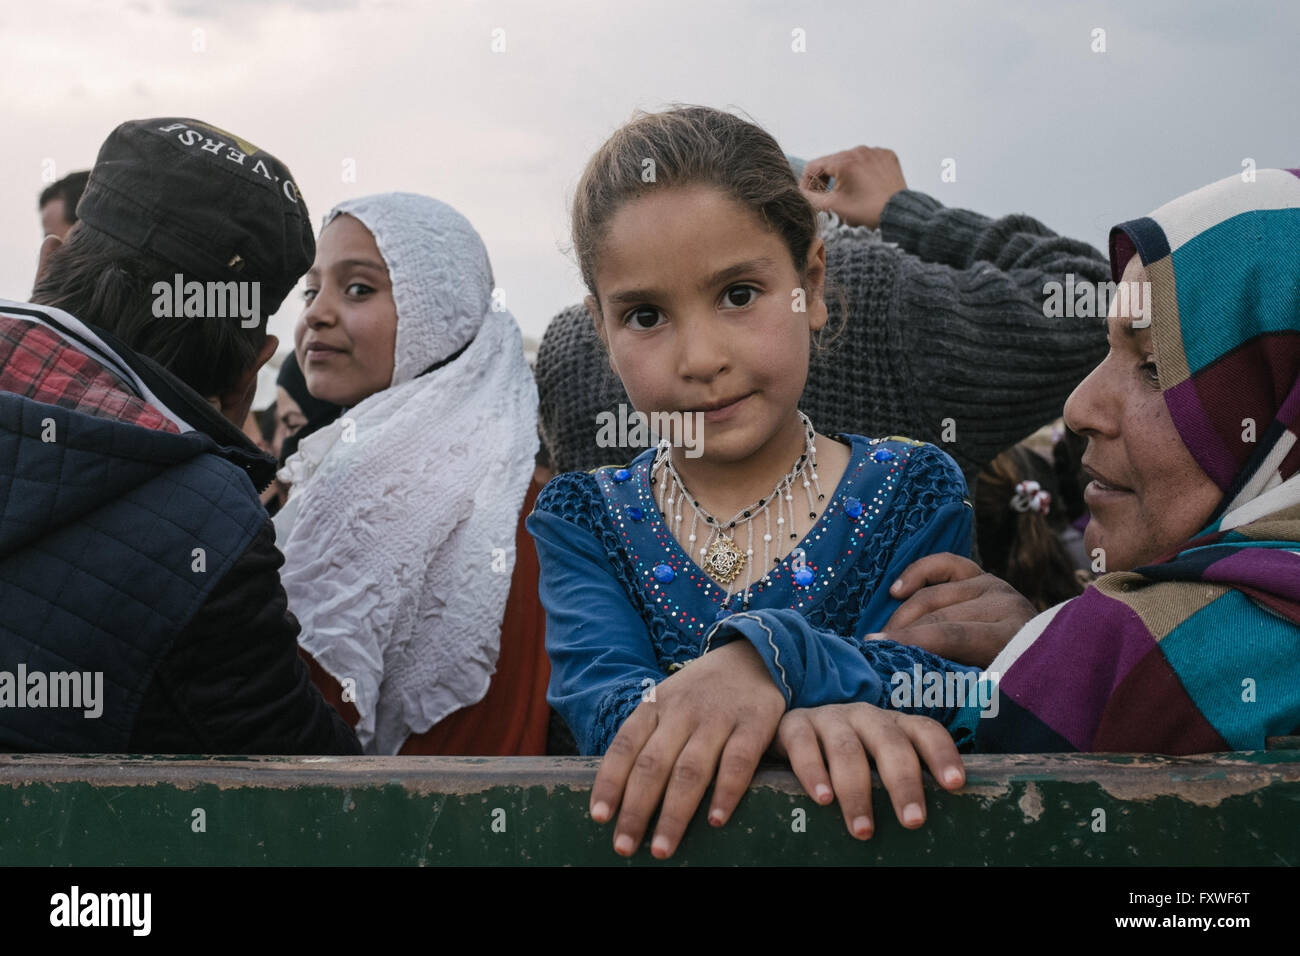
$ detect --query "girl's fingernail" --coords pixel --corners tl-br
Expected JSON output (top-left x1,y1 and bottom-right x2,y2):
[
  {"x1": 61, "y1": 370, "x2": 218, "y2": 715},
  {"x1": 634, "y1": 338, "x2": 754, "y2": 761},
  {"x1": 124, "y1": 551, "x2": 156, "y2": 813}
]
[
  {"x1": 709, "y1": 808, "x2": 725, "y2": 825},
  {"x1": 614, "y1": 833, "x2": 635, "y2": 855},
  {"x1": 591, "y1": 800, "x2": 610, "y2": 821},
  {"x1": 903, "y1": 803, "x2": 924, "y2": 826},
  {"x1": 815, "y1": 784, "x2": 833, "y2": 803},
  {"x1": 943, "y1": 767, "x2": 965, "y2": 788},
  {"x1": 890, "y1": 579, "x2": 903, "y2": 593},
  {"x1": 865, "y1": 632, "x2": 884, "y2": 641},
  {"x1": 852, "y1": 815, "x2": 873, "y2": 838},
  {"x1": 651, "y1": 835, "x2": 671, "y2": 857}
]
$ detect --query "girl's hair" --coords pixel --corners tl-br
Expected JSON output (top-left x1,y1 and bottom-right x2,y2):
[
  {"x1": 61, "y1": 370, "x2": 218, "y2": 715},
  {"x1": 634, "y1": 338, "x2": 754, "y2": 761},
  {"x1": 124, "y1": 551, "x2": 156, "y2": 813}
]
[
  {"x1": 1052, "y1": 425, "x2": 1090, "y2": 523},
  {"x1": 571, "y1": 104, "x2": 846, "y2": 351},
  {"x1": 975, "y1": 445, "x2": 1086, "y2": 612}
]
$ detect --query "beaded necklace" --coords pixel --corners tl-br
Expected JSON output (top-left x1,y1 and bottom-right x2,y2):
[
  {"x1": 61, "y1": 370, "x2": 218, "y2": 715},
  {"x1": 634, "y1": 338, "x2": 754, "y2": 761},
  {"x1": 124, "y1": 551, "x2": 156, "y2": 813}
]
[{"x1": 650, "y1": 410, "x2": 825, "y2": 610}]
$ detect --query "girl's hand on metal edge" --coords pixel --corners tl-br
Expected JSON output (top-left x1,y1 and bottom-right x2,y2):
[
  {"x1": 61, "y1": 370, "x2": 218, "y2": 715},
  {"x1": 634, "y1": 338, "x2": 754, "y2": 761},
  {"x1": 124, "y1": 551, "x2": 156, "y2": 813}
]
[
  {"x1": 589, "y1": 639, "x2": 785, "y2": 859},
  {"x1": 772, "y1": 703, "x2": 965, "y2": 839}
]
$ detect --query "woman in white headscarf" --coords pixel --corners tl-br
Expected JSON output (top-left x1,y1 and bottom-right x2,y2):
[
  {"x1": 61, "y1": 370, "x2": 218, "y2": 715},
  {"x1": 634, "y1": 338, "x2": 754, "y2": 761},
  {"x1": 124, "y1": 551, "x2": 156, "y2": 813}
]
[{"x1": 274, "y1": 192, "x2": 549, "y2": 756}]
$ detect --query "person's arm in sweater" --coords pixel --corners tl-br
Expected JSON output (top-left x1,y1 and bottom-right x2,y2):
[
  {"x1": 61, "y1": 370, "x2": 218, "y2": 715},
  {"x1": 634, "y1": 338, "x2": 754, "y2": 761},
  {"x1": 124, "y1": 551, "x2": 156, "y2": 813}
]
[
  {"x1": 879, "y1": 189, "x2": 1109, "y2": 477},
  {"x1": 802, "y1": 147, "x2": 1109, "y2": 478}
]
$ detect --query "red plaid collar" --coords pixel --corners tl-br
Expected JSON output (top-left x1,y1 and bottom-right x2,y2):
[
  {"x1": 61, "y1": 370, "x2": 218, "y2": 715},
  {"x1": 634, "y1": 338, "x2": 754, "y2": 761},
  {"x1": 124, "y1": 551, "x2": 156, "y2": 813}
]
[{"x1": 0, "y1": 313, "x2": 179, "y2": 433}]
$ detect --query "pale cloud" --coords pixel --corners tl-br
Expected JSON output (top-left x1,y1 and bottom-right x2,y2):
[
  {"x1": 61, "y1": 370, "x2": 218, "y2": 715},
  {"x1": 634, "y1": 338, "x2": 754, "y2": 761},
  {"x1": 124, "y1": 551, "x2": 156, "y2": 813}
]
[{"x1": 2, "y1": 0, "x2": 1296, "y2": 408}]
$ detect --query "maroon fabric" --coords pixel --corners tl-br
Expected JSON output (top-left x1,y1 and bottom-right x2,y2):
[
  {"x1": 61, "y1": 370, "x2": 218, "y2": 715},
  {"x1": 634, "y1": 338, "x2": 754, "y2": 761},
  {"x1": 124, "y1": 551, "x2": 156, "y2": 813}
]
[
  {"x1": 1189, "y1": 331, "x2": 1300, "y2": 476},
  {"x1": 1092, "y1": 648, "x2": 1228, "y2": 754},
  {"x1": 304, "y1": 475, "x2": 551, "y2": 755}
]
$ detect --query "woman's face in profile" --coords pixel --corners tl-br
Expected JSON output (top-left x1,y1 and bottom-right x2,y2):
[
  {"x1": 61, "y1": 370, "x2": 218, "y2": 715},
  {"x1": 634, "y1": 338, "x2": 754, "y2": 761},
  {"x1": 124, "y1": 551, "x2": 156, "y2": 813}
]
[
  {"x1": 1063, "y1": 257, "x2": 1222, "y2": 572},
  {"x1": 273, "y1": 385, "x2": 305, "y2": 453},
  {"x1": 295, "y1": 213, "x2": 398, "y2": 407}
]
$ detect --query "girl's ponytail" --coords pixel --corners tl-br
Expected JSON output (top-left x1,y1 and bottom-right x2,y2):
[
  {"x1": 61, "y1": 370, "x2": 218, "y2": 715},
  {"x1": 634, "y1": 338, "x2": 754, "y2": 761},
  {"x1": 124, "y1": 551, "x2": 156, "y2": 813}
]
[{"x1": 975, "y1": 446, "x2": 1086, "y2": 611}]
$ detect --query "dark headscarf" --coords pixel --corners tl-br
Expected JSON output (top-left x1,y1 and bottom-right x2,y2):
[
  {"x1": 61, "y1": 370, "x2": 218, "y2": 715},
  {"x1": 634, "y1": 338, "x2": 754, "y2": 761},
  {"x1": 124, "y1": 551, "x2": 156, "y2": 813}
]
[{"x1": 276, "y1": 351, "x2": 342, "y2": 463}]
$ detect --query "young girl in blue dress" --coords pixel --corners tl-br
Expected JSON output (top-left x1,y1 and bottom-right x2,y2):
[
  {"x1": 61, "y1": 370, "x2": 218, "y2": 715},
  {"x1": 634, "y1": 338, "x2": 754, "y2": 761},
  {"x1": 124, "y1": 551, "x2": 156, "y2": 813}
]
[{"x1": 527, "y1": 106, "x2": 972, "y2": 859}]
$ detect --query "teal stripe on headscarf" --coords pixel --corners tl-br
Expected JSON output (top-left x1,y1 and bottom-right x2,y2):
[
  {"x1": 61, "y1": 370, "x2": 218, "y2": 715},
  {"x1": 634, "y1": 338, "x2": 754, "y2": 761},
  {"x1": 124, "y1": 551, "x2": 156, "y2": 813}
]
[
  {"x1": 1158, "y1": 590, "x2": 1300, "y2": 748},
  {"x1": 1174, "y1": 207, "x2": 1300, "y2": 375}
]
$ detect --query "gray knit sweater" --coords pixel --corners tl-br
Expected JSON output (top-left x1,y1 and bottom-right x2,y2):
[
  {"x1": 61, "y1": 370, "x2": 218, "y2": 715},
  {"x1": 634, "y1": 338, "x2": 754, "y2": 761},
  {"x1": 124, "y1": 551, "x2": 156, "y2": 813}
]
[{"x1": 534, "y1": 189, "x2": 1110, "y2": 482}]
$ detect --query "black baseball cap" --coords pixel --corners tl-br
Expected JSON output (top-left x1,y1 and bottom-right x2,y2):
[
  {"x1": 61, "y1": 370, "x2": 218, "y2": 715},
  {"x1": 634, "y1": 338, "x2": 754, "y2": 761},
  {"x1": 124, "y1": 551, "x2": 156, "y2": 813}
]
[{"x1": 75, "y1": 117, "x2": 314, "y2": 318}]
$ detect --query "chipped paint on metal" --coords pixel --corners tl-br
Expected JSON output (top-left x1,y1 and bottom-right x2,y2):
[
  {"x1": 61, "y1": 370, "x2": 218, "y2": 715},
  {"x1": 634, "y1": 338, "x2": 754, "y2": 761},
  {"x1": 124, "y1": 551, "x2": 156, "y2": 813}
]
[{"x1": 1, "y1": 753, "x2": 1297, "y2": 865}]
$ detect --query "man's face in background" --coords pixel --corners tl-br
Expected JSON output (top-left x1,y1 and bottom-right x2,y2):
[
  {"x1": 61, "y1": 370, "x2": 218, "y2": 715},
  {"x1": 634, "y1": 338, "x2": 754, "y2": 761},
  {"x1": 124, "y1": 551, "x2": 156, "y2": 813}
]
[{"x1": 40, "y1": 198, "x2": 74, "y2": 239}]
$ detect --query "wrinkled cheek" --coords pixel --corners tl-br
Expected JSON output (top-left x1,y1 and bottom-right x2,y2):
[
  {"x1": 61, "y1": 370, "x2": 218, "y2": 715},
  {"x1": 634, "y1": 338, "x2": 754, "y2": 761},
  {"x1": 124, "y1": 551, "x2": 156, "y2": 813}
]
[
  {"x1": 1083, "y1": 520, "x2": 1101, "y2": 558},
  {"x1": 1085, "y1": 497, "x2": 1142, "y2": 571},
  {"x1": 1083, "y1": 512, "x2": 1121, "y2": 554}
]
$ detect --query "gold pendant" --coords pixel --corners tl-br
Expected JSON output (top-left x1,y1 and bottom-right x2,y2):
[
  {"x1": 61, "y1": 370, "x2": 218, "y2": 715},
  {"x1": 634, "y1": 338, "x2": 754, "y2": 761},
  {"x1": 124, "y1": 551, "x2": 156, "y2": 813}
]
[{"x1": 702, "y1": 534, "x2": 745, "y2": 585}]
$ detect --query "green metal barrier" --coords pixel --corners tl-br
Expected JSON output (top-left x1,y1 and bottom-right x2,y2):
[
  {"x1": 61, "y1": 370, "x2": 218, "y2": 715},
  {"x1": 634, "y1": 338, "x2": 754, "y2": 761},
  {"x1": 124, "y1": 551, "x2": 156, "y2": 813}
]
[{"x1": 1, "y1": 751, "x2": 1297, "y2": 865}]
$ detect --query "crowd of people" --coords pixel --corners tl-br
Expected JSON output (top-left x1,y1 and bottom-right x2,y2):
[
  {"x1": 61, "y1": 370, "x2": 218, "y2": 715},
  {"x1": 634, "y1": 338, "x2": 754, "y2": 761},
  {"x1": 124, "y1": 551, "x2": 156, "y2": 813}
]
[{"x1": 2, "y1": 108, "x2": 1297, "y2": 859}]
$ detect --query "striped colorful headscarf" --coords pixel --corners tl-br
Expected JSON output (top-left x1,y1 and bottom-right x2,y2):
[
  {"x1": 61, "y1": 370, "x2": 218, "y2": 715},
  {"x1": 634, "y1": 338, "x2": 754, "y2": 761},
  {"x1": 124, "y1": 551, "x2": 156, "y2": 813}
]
[{"x1": 971, "y1": 168, "x2": 1300, "y2": 754}]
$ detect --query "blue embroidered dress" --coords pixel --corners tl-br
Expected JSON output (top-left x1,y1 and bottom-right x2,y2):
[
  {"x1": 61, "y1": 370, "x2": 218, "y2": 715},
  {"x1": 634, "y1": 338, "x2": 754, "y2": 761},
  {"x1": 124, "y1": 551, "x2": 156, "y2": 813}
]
[{"x1": 526, "y1": 434, "x2": 980, "y2": 755}]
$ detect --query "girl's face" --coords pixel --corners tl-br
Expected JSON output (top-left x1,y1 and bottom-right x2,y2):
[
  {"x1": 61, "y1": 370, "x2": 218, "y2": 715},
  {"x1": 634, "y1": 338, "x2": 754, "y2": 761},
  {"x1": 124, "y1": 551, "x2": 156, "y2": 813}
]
[
  {"x1": 587, "y1": 184, "x2": 827, "y2": 464},
  {"x1": 1062, "y1": 256, "x2": 1221, "y2": 571},
  {"x1": 295, "y1": 214, "x2": 398, "y2": 407}
]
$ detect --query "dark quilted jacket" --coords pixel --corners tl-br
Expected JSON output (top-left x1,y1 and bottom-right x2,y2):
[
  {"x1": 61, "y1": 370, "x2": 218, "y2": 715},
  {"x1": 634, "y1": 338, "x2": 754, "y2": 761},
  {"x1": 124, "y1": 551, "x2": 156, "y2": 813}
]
[{"x1": 0, "y1": 304, "x2": 360, "y2": 754}]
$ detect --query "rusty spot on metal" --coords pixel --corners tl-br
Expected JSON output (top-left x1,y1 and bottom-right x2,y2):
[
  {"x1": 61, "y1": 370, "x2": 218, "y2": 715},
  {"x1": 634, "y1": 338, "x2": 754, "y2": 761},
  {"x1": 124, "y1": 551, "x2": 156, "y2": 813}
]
[
  {"x1": 1095, "y1": 773, "x2": 1276, "y2": 808},
  {"x1": 958, "y1": 781, "x2": 1013, "y2": 802},
  {"x1": 1018, "y1": 782, "x2": 1044, "y2": 822}
]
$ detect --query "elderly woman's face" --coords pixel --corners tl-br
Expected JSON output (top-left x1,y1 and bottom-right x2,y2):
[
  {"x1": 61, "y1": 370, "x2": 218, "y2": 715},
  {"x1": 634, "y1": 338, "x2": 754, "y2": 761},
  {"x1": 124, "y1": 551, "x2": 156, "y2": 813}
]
[{"x1": 1062, "y1": 257, "x2": 1222, "y2": 572}]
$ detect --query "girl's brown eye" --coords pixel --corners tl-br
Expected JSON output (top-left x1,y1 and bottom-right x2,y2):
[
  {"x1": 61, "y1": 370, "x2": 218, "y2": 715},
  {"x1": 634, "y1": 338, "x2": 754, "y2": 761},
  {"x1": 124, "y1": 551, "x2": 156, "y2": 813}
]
[
  {"x1": 723, "y1": 285, "x2": 757, "y2": 308},
  {"x1": 625, "y1": 307, "x2": 661, "y2": 329}
]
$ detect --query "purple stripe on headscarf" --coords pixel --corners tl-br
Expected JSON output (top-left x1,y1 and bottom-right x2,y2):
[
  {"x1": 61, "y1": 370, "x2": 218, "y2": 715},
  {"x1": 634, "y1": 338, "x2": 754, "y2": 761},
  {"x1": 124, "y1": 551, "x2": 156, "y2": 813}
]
[
  {"x1": 1279, "y1": 377, "x2": 1300, "y2": 429},
  {"x1": 998, "y1": 590, "x2": 1158, "y2": 749},
  {"x1": 1163, "y1": 377, "x2": 1240, "y2": 489},
  {"x1": 1288, "y1": 169, "x2": 1300, "y2": 179},
  {"x1": 1202, "y1": 548, "x2": 1300, "y2": 603}
]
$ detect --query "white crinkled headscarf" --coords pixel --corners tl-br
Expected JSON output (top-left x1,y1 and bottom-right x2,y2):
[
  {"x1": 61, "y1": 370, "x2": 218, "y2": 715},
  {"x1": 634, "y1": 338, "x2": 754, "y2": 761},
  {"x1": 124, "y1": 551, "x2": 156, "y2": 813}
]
[{"x1": 273, "y1": 192, "x2": 539, "y2": 754}]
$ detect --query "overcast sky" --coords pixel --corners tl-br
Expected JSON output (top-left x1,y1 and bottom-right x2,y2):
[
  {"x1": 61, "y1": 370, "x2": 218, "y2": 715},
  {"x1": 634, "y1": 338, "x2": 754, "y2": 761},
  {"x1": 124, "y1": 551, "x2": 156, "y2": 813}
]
[{"x1": 2, "y1": 0, "x2": 1296, "y2": 405}]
